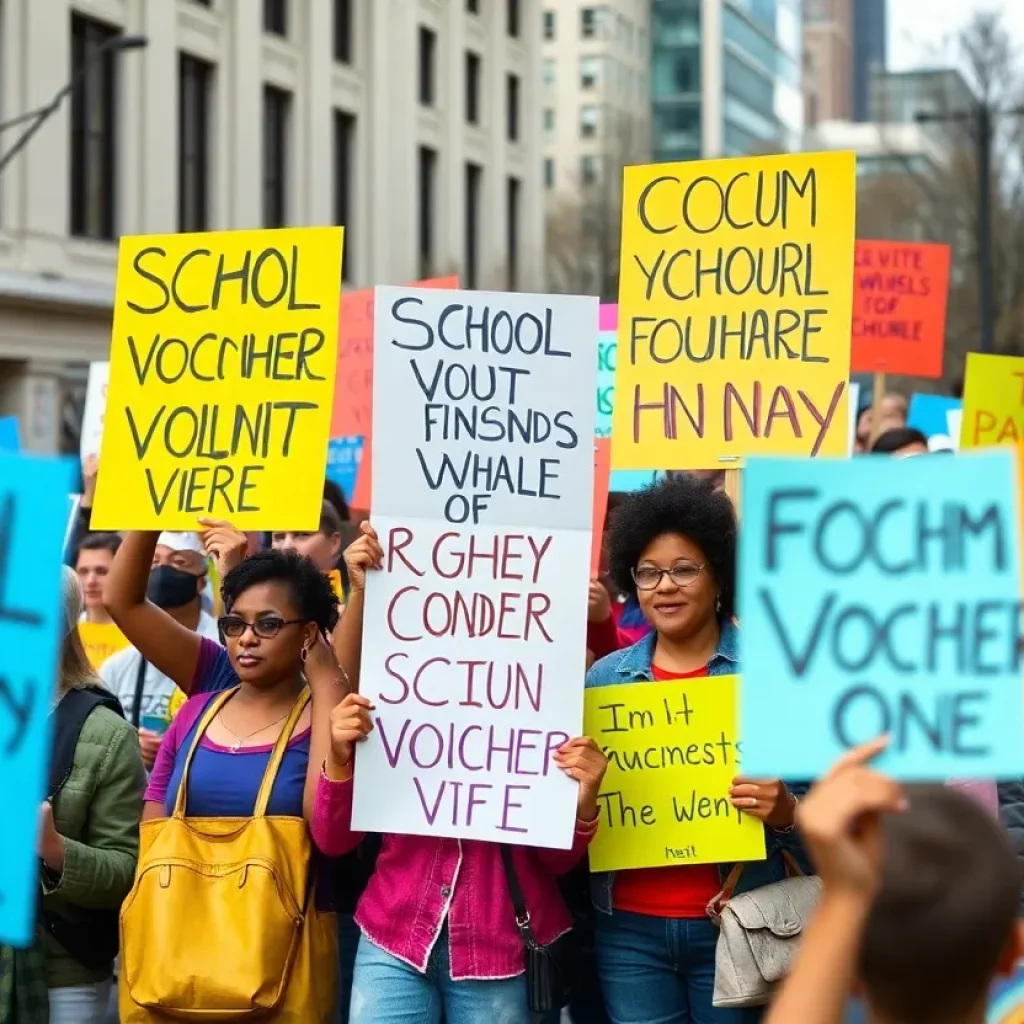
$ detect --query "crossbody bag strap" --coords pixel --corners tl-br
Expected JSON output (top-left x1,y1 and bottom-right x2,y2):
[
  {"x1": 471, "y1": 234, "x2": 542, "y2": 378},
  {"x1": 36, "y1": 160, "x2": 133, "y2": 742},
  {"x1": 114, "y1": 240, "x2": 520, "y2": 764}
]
[
  {"x1": 172, "y1": 687, "x2": 240, "y2": 819},
  {"x1": 708, "y1": 848, "x2": 807, "y2": 917},
  {"x1": 499, "y1": 845, "x2": 534, "y2": 938},
  {"x1": 130, "y1": 654, "x2": 148, "y2": 729},
  {"x1": 252, "y1": 689, "x2": 311, "y2": 818}
]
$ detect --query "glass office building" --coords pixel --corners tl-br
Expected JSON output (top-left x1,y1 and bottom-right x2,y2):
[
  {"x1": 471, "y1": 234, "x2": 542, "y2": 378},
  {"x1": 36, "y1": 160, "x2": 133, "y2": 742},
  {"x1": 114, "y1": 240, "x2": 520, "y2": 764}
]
[{"x1": 652, "y1": 0, "x2": 803, "y2": 164}]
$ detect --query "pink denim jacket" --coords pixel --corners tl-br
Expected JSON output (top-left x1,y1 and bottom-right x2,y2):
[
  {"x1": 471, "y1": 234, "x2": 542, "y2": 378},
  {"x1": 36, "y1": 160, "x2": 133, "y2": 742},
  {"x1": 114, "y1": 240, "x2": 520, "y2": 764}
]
[{"x1": 312, "y1": 772, "x2": 597, "y2": 980}]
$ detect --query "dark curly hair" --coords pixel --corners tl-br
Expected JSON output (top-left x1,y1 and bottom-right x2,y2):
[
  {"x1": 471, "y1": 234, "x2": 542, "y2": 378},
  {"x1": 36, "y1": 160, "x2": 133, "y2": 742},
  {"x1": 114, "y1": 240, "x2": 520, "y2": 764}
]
[
  {"x1": 608, "y1": 473, "x2": 737, "y2": 619},
  {"x1": 221, "y1": 549, "x2": 340, "y2": 637}
]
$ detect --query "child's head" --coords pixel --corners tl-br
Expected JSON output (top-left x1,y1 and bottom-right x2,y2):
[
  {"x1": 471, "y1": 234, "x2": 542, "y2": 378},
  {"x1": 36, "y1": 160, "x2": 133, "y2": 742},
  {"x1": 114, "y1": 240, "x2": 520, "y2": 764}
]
[{"x1": 859, "y1": 784, "x2": 1022, "y2": 1023}]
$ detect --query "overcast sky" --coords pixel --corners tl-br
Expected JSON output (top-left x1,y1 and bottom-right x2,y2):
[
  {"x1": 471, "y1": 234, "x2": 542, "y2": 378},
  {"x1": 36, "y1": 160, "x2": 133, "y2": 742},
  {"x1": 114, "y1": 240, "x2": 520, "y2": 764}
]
[{"x1": 888, "y1": 0, "x2": 1024, "y2": 71}]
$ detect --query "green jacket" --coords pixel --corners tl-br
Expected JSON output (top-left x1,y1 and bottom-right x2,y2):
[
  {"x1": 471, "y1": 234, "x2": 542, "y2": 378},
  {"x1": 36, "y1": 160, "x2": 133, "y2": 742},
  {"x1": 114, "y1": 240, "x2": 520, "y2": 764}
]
[{"x1": 41, "y1": 703, "x2": 146, "y2": 989}]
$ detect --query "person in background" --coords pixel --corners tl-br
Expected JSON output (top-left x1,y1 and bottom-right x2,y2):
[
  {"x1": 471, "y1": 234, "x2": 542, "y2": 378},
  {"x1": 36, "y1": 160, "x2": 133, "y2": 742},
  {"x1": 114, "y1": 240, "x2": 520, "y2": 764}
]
[
  {"x1": 75, "y1": 533, "x2": 122, "y2": 625},
  {"x1": 63, "y1": 455, "x2": 100, "y2": 568},
  {"x1": 587, "y1": 474, "x2": 808, "y2": 1024},
  {"x1": 870, "y1": 427, "x2": 929, "y2": 458},
  {"x1": 765, "y1": 740, "x2": 1022, "y2": 1024},
  {"x1": 100, "y1": 529, "x2": 243, "y2": 767},
  {"x1": 0, "y1": 568, "x2": 146, "y2": 1024},
  {"x1": 273, "y1": 500, "x2": 348, "y2": 599},
  {"x1": 856, "y1": 392, "x2": 908, "y2": 452}
]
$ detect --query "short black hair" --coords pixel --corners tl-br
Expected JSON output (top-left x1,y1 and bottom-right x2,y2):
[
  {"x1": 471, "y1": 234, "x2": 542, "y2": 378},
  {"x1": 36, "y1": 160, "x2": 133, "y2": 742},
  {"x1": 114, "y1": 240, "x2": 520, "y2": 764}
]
[
  {"x1": 221, "y1": 549, "x2": 340, "y2": 637},
  {"x1": 76, "y1": 532, "x2": 122, "y2": 557},
  {"x1": 319, "y1": 499, "x2": 344, "y2": 538},
  {"x1": 871, "y1": 427, "x2": 929, "y2": 454},
  {"x1": 323, "y1": 480, "x2": 351, "y2": 524},
  {"x1": 608, "y1": 473, "x2": 737, "y2": 619},
  {"x1": 860, "y1": 785, "x2": 1021, "y2": 1023}
]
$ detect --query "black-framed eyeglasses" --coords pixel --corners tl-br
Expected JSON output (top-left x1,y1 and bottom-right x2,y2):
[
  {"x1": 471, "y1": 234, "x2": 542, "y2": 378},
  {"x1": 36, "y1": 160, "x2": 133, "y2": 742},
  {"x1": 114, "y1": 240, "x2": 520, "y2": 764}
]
[
  {"x1": 632, "y1": 564, "x2": 705, "y2": 591},
  {"x1": 218, "y1": 615, "x2": 304, "y2": 639}
]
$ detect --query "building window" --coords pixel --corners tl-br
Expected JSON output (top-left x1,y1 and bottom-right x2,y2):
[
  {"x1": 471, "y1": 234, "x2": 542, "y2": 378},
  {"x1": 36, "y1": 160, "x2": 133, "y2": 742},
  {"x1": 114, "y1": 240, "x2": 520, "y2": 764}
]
[
  {"x1": 178, "y1": 54, "x2": 211, "y2": 233},
  {"x1": 543, "y1": 58, "x2": 556, "y2": 86},
  {"x1": 507, "y1": 0, "x2": 520, "y2": 37},
  {"x1": 419, "y1": 27, "x2": 436, "y2": 106},
  {"x1": 334, "y1": 109, "x2": 355, "y2": 280},
  {"x1": 264, "y1": 0, "x2": 287, "y2": 36},
  {"x1": 69, "y1": 13, "x2": 118, "y2": 241},
  {"x1": 506, "y1": 74, "x2": 519, "y2": 141},
  {"x1": 506, "y1": 177, "x2": 520, "y2": 290},
  {"x1": 465, "y1": 162, "x2": 481, "y2": 288},
  {"x1": 466, "y1": 51, "x2": 481, "y2": 124},
  {"x1": 580, "y1": 104, "x2": 599, "y2": 138},
  {"x1": 543, "y1": 10, "x2": 555, "y2": 40},
  {"x1": 467, "y1": 0, "x2": 479, "y2": 12},
  {"x1": 580, "y1": 55, "x2": 600, "y2": 89},
  {"x1": 418, "y1": 146, "x2": 437, "y2": 279},
  {"x1": 543, "y1": 107, "x2": 555, "y2": 135},
  {"x1": 334, "y1": 0, "x2": 352, "y2": 63},
  {"x1": 263, "y1": 85, "x2": 290, "y2": 227},
  {"x1": 581, "y1": 154, "x2": 598, "y2": 185},
  {"x1": 581, "y1": 6, "x2": 598, "y2": 38},
  {"x1": 543, "y1": 157, "x2": 555, "y2": 189}
]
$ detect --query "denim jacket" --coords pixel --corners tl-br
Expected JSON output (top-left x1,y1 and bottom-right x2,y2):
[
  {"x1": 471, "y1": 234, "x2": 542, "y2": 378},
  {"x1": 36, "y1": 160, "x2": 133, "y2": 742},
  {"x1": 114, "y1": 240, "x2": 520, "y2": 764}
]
[{"x1": 585, "y1": 621, "x2": 810, "y2": 915}]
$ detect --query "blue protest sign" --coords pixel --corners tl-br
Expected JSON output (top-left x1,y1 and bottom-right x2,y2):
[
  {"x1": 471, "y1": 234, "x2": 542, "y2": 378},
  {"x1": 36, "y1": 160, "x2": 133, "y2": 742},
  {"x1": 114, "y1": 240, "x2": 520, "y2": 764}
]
[
  {"x1": 0, "y1": 417, "x2": 20, "y2": 453},
  {"x1": 326, "y1": 436, "x2": 365, "y2": 503},
  {"x1": 0, "y1": 452, "x2": 76, "y2": 945},
  {"x1": 908, "y1": 393, "x2": 961, "y2": 439},
  {"x1": 739, "y1": 449, "x2": 1024, "y2": 780}
]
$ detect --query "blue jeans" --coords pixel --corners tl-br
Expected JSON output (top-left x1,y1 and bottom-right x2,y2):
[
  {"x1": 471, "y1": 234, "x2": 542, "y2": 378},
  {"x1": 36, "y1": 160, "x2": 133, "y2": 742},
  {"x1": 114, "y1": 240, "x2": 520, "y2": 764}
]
[
  {"x1": 595, "y1": 911, "x2": 763, "y2": 1024},
  {"x1": 349, "y1": 930, "x2": 530, "y2": 1024}
]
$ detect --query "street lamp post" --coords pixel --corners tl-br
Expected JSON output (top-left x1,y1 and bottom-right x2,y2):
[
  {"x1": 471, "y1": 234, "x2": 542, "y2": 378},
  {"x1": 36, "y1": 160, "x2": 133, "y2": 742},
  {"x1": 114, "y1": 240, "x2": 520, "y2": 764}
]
[
  {"x1": 915, "y1": 102, "x2": 1024, "y2": 355},
  {"x1": 0, "y1": 33, "x2": 147, "y2": 176}
]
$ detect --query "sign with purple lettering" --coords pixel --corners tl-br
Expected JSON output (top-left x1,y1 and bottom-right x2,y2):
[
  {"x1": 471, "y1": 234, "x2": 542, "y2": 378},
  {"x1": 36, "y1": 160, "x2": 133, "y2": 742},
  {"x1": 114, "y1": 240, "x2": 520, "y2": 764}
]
[{"x1": 353, "y1": 286, "x2": 599, "y2": 848}]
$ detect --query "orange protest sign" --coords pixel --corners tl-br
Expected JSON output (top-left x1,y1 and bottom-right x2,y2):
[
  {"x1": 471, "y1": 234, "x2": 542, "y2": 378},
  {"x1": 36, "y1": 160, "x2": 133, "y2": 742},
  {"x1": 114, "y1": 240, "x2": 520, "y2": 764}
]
[
  {"x1": 851, "y1": 240, "x2": 951, "y2": 378},
  {"x1": 592, "y1": 439, "x2": 611, "y2": 575},
  {"x1": 334, "y1": 276, "x2": 458, "y2": 509}
]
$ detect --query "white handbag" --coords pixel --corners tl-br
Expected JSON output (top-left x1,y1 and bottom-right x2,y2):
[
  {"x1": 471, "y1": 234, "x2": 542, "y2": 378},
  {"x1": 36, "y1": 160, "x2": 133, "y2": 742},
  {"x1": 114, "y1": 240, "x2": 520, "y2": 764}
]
[{"x1": 707, "y1": 851, "x2": 822, "y2": 1008}]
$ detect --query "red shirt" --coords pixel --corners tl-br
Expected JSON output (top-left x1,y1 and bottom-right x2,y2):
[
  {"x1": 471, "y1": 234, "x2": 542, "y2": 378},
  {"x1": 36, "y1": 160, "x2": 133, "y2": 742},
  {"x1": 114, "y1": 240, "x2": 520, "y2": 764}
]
[{"x1": 612, "y1": 662, "x2": 724, "y2": 919}]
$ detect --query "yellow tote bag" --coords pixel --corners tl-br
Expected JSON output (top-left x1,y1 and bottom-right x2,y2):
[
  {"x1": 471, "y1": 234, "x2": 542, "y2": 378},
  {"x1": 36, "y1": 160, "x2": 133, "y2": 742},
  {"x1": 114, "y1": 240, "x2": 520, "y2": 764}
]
[{"x1": 119, "y1": 688, "x2": 337, "y2": 1022}]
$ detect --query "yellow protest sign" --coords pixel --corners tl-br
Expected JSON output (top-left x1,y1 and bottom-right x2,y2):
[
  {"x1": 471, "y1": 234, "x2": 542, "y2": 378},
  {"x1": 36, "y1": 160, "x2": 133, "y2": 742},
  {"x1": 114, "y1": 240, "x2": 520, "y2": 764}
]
[
  {"x1": 92, "y1": 227, "x2": 344, "y2": 530},
  {"x1": 613, "y1": 152, "x2": 856, "y2": 469},
  {"x1": 78, "y1": 621, "x2": 131, "y2": 670},
  {"x1": 584, "y1": 675, "x2": 765, "y2": 872},
  {"x1": 960, "y1": 353, "x2": 1024, "y2": 447}
]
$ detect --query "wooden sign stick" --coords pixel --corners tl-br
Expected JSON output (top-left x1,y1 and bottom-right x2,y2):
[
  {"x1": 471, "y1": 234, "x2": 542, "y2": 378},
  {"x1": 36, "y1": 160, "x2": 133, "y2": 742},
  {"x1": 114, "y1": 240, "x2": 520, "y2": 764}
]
[{"x1": 869, "y1": 371, "x2": 887, "y2": 447}]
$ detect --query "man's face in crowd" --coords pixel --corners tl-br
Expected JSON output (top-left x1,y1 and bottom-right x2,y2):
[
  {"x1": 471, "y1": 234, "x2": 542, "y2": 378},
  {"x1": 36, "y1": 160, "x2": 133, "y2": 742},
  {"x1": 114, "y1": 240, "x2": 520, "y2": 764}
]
[
  {"x1": 152, "y1": 545, "x2": 207, "y2": 576},
  {"x1": 76, "y1": 548, "x2": 114, "y2": 612}
]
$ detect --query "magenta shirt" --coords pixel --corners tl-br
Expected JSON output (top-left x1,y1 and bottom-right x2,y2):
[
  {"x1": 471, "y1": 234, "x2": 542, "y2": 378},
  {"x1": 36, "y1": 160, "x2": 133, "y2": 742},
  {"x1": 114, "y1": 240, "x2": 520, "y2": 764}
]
[{"x1": 312, "y1": 772, "x2": 597, "y2": 980}]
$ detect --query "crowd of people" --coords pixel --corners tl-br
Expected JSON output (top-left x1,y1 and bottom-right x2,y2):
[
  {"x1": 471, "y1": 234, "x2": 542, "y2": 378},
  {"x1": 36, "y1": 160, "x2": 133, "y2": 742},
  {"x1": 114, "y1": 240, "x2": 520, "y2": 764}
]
[{"x1": 5, "y1": 388, "x2": 1024, "y2": 1024}]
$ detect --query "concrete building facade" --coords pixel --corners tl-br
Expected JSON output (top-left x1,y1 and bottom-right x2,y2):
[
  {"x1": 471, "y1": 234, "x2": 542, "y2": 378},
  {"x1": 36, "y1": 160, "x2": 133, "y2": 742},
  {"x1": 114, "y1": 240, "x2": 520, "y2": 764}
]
[
  {"x1": 0, "y1": 0, "x2": 545, "y2": 453},
  {"x1": 802, "y1": 0, "x2": 853, "y2": 127}
]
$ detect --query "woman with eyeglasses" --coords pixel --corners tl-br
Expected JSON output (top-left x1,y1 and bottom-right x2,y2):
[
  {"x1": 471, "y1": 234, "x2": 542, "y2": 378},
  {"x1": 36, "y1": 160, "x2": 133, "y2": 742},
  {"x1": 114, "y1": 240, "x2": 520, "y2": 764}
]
[
  {"x1": 586, "y1": 475, "x2": 809, "y2": 1024},
  {"x1": 103, "y1": 532, "x2": 345, "y2": 1019}
]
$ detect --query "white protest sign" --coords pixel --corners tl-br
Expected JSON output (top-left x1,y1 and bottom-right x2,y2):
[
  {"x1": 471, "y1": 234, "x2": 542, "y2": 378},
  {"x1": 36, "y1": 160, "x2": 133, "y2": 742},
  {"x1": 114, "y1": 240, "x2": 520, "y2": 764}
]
[
  {"x1": 80, "y1": 361, "x2": 109, "y2": 459},
  {"x1": 848, "y1": 381, "x2": 861, "y2": 454},
  {"x1": 353, "y1": 287, "x2": 598, "y2": 849}
]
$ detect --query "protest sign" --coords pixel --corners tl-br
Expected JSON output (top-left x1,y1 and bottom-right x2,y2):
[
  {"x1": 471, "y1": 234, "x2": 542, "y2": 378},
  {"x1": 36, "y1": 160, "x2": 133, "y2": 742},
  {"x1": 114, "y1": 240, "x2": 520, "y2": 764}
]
[
  {"x1": 353, "y1": 287, "x2": 598, "y2": 848},
  {"x1": 81, "y1": 361, "x2": 110, "y2": 459},
  {"x1": 584, "y1": 676, "x2": 765, "y2": 871},
  {"x1": 326, "y1": 435, "x2": 364, "y2": 503},
  {"x1": 78, "y1": 620, "x2": 131, "y2": 670},
  {"x1": 91, "y1": 227, "x2": 343, "y2": 530},
  {"x1": 596, "y1": 304, "x2": 616, "y2": 437},
  {"x1": 908, "y1": 392, "x2": 962, "y2": 440},
  {"x1": 0, "y1": 452, "x2": 76, "y2": 944},
  {"x1": 592, "y1": 439, "x2": 611, "y2": 574},
  {"x1": 334, "y1": 276, "x2": 459, "y2": 509},
  {"x1": 851, "y1": 240, "x2": 950, "y2": 378},
  {"x1": 738, "y1": 450, "x2": 1024, "y2": 780},
  {"x1": 0, "y1": 417, "x2": 19, "y2": 453},
  {"x1": 847, "y1": 381, "x2": 861, "y2": 454},
  {"x1": 613, "y1": 151, "x2": 856, "y2": 470},
  {"x1": 946, "y1": 409, "x2": 962, "y2": 450},
  {"x1": 960, "y1": 353, "x2": 1024, "y2": 448}
]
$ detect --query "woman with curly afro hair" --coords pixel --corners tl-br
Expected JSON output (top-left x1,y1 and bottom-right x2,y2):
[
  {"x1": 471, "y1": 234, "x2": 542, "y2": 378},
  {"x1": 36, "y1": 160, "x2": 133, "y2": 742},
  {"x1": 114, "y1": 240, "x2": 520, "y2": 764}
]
[{"x1": 586, "y1": 474, "x2": 809, "y2": 1024}]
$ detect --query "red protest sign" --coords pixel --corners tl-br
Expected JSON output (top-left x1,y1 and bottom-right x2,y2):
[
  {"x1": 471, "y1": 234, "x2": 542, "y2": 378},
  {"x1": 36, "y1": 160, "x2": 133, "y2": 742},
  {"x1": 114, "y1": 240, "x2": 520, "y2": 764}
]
[
  {"x1": 591, "y1": 439, "x2": 611, "y2": 575},
  {"x1": 336, "y1": 276, "x2": 459, "y2": 510},
  {"x1": 851, "y1": 240, "x2": 951, "y2": 378}
]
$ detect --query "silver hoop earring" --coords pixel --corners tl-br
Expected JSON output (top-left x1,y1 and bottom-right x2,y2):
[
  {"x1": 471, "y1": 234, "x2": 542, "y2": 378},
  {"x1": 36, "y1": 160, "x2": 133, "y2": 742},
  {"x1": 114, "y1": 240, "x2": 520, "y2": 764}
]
[
  {"x1": 300, "y1": 646, "x2": 309, "y2": 664},
  {"x1": 715, "y1": 596, "x2": 722, "y2": 613}
]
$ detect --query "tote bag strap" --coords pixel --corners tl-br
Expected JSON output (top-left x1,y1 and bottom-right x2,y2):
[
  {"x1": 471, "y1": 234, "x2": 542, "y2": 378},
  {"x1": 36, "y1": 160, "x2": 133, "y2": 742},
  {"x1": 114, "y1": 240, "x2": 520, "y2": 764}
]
[
  {"x1": 172, "y1": 687, "x2": 241, "y2": 819},
  {"x1": 708, "y1": 849, "x2": 805, "y2": 917},
  {"x1": 252, "y1": 689, "x2": 311, "y2": 818}
]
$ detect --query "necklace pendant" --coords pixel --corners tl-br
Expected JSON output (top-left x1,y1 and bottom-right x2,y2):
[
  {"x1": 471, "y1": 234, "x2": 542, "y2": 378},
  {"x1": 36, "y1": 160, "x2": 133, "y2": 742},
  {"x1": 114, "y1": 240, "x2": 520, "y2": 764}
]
[{"x1": 229, "y1": 739, "x2": 242, "y2": 753}]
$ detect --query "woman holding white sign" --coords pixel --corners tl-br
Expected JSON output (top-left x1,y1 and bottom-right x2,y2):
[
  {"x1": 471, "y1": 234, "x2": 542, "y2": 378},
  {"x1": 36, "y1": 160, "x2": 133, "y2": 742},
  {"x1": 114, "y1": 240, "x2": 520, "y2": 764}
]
[
  {"x1": 312, "y1": 522, "x2": 610, "y2": 1024},
  {"x1": 586, "y1": 474, "x2": 810, "y2": 1024}
]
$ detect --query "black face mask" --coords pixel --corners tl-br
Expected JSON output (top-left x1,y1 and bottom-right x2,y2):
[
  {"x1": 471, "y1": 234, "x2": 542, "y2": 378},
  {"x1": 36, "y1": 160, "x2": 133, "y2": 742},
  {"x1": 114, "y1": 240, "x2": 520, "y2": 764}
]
[{"x1": 147, "y1": 565, "x2": 200, "y2": 609}]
